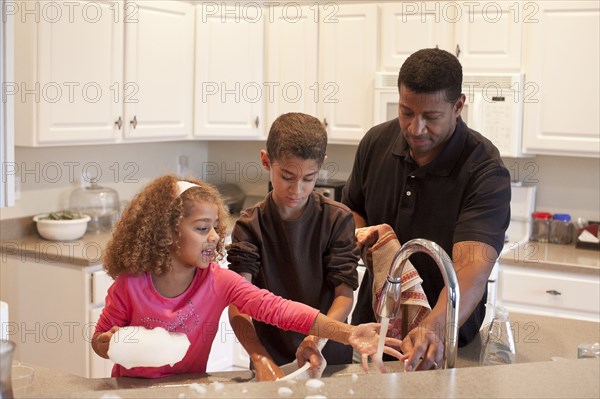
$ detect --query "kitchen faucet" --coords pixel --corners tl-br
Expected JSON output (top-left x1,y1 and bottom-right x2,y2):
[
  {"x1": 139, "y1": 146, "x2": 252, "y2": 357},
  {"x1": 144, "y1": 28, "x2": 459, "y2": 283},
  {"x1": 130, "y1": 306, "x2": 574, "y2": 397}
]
[{"x1": 375, "y1": 238, "x2": 460, "y2": 369}]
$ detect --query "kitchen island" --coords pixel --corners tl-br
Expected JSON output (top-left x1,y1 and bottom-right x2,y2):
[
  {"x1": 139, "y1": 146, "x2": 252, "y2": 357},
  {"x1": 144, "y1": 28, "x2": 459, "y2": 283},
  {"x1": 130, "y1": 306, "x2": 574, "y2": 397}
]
[{"x1": 11, "y1": 312, "x2": 600, "y2": 398}]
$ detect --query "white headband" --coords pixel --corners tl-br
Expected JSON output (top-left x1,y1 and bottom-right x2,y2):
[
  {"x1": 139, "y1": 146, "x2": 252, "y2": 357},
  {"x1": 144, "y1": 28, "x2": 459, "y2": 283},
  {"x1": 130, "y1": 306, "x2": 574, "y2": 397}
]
[{"x1": 176, "y1": 181, "x2": 200, "y2": 196}]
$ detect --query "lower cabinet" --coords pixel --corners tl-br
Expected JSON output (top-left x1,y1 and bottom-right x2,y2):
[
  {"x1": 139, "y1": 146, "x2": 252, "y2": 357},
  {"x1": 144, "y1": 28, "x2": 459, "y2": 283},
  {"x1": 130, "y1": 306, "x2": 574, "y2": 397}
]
[
  {"x1": 0, "y1": 256, "x2": 113, "y2": 378},
  {"x1": 498, "y1": 264, "x2": 600, "y2": 322}
]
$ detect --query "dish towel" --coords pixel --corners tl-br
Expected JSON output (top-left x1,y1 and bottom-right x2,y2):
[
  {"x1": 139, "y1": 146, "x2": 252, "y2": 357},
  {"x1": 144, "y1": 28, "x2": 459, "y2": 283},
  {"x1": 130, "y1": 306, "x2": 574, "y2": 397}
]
[{"x1": 355, "y1": 224, "x2": 431, "y2": 339}]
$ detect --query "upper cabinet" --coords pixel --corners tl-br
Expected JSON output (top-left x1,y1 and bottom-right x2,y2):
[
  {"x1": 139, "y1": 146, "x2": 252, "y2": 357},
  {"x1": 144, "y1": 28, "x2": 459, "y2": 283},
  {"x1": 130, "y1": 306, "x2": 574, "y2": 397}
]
[
  {"x1": 194, "y1": 4, "x2": 265, "y2": 140},
  {"x1": 123, "y1": 1, "x2": 194, "y2": 141},
  {"x1": 522, "y1": 1, "x2": 600, "y2": 157},
  {"x1": 379, "y1": 1, "x2": 523, "y2": 72},
  {"x1": 265, "y1": 3, "x2": 377, "y2": 144},
  {"x1": 14, "y1": 0, "x2": 194, "y2": 146}
]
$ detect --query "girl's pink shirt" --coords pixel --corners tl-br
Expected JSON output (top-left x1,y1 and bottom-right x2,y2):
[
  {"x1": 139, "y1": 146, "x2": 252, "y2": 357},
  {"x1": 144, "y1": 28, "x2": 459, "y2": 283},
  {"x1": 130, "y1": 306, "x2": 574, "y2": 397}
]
[{"x1": 94, "y1": 263, "x2": 319, "y2": 378}]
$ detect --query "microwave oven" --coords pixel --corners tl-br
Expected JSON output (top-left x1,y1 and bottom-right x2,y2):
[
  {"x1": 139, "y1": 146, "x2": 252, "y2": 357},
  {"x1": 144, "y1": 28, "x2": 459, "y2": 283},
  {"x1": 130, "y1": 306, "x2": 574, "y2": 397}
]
[{"x1": 374, "y1": 72, "x2": 530, "y2": 158}]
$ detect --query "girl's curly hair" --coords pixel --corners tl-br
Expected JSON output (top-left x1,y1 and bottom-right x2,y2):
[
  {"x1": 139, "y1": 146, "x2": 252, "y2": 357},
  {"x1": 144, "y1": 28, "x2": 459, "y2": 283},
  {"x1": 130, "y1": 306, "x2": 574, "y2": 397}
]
[{"x1": 103, "y1": 175, "x2": 229, "y2": 279}]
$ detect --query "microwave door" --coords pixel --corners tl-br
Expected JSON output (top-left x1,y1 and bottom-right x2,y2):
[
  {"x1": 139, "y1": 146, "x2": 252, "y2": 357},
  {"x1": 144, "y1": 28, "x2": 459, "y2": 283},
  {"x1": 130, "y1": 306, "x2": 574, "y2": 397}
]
[{"x1": 462, "y1": 90, "x2": 484, "y2": 131}]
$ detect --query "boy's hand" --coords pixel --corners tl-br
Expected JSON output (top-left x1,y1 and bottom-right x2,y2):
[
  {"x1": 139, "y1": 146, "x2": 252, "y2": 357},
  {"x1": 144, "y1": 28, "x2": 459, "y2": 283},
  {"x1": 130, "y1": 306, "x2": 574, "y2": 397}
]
[
  {"x1": 251, "y1": 354, "x2": 285, "y2": 381},
  {"x1": 296, "y1": 335, "x2": 326, "y2": 378},
  {"x1": 92, "y1": 326, "x2": 120, "y2": 359},
  {"x1": 348, "y1": 323, "x2": 406, "y2": 373}
]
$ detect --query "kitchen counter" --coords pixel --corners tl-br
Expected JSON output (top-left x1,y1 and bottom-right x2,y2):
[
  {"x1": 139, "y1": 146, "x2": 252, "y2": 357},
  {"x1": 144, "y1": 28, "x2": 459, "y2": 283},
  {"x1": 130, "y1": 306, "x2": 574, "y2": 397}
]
[
  {"x1": 16, "y1": 360, "x2": 600, "y2": 398},
  {"x1": 499, "y1": 241, "x2": 600, "y2": 275},
  {"x1": 0, "y1": 215, "x2": 242, "y2": 267},
  {"x1": 12, "y1": 312, "x2": 600, "y2": 398}
]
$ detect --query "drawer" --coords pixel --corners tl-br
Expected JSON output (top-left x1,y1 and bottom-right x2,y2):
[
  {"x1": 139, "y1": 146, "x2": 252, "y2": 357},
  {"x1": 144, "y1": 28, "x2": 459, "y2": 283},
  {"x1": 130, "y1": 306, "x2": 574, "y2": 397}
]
[
  {"x1": 499, "y1": 266, "x2": 600, "y2": 317},
  {"x1": 91, "y1": 270, "x2": 113, "y2": 305}
]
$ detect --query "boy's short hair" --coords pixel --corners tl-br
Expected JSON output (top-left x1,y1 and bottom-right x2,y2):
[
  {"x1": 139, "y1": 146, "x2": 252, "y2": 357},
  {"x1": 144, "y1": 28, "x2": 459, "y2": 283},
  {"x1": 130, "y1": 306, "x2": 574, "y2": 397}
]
[
  {"x1": 266, "y1": 112, "x2": 327, "y2": 165},
  {"x1": 398, "y1": 48, "x2": 463, "y2": 103}
]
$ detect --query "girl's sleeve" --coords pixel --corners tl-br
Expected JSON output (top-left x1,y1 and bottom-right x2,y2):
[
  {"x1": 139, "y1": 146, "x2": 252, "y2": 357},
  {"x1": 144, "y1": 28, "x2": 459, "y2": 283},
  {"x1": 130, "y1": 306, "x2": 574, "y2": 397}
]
[
  {"x1": 215, "y1": 268, "x2": 319, "y2": 334},
  {"x1": 94, "y1": 276, "x2": 131, "y2": 335}
]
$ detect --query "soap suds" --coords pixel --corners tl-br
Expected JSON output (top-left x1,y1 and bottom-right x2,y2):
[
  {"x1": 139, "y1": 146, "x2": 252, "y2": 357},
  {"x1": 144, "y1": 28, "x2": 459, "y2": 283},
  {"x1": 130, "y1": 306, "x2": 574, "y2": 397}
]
[
  {"x1": 349, "y1": 388, "x2": 355, "y2": 395},
  {"x1": 189, "y1": 383, "x2": 207, "y2": 395},
  {"x1": 108, "y1": 326, "x2": 190, "y2": 369},
  {"x1": 305, "y1": 379, "x2": 325, "y2": 389},
  {"x1": 211, "y1": 381, "x2": 225, "y2": 391},
  {"x1": 277, "y1": 386, "x2": 294, "y2": 396},
  {"x1": 177, "y1": 393, "x2": 185, "y2": 399},
  {"x1": 351, "y1": 373, "x2": 358, "y2": 382}
]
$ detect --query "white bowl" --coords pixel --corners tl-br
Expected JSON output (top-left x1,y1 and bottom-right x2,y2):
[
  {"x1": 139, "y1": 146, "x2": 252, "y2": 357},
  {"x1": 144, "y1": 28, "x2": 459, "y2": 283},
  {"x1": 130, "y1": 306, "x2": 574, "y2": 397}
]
[{"x1": 33, "y1": 214, "x2": 91, "y2": 241}]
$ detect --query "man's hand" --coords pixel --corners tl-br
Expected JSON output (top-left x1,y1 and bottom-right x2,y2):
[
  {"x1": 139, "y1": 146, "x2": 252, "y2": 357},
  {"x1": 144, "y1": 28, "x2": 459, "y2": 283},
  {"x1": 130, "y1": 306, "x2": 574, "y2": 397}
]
[{"x1": 401, "y1": 326, "x2": 444, "y2": 371}]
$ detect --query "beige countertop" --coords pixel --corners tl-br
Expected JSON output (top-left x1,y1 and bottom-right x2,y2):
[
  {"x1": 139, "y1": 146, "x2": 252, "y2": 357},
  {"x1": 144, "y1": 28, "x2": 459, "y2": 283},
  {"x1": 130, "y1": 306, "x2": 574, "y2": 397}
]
[
  {"x1": 11, "y1": 312, "x2": 600, "y2": 398},
  {"x1": 499, "y1": 241, "x2": 600, "y2": 275}
]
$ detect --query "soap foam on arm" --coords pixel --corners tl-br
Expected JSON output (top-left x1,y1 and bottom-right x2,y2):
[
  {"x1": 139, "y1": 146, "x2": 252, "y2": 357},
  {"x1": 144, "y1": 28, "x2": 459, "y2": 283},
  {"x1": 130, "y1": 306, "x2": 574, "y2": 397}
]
[{"x1": 107, "y1": 326, "x2": 190, "y2": 369}]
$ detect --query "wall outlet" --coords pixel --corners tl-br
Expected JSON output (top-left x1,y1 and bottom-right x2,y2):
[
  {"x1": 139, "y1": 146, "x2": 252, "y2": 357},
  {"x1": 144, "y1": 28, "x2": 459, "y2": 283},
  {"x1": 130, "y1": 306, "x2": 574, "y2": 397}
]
[{"x1": 177, "y1": 155, "x2": 190, "y2": 176}]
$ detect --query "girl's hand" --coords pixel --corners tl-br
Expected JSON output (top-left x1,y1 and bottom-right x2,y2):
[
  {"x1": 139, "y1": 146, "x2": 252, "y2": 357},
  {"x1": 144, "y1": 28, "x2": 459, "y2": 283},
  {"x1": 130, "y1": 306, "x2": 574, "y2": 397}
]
[
  {"x1": 251, "y1": 354, "x2": 285, "y2": 381},
  {"x1": 92, "y1": 326, "x2": 120, "y2": 359},
  {"x1": 348, "y1": 322, "x2": 406, "y2": 373}
]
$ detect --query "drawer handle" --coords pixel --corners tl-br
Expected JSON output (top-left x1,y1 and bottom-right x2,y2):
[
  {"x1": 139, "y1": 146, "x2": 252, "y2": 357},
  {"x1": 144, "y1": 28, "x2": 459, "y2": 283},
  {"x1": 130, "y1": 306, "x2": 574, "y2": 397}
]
[{"x1": 546, "y1": 289, "x2": 562, "y2": 296}]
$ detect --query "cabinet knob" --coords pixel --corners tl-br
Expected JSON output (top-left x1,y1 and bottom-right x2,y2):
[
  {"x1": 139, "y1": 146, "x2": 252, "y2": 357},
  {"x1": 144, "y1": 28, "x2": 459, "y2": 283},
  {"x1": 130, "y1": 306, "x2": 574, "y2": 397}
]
[
  {"x1": 130, "y1": 115, "x2": 138, "y2": 129},
  {"x1": 323, "y1": 118, "x2": 328, "y2": 128},
  {"x1": 545, "y1": 289, "x2": 562, "y2": 296},
  {"x1": 114, "y1": 116, "x2": 122, "y2": 130},
  {"x1": 254, "y1": 116, "x2": 259, "y2": 128},
  {"x1": 455, "y1": 44, "x2": 461, "y2": 58}
]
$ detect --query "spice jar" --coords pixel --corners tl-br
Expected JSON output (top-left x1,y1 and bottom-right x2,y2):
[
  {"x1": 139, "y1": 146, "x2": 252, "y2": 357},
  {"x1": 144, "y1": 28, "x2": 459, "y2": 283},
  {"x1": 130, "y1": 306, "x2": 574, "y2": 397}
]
[
  {"x1": 549, "y1": 213, "x2": 574, "y2": 244},
  {"x1": 530, "y1": 212, "x2": 552, "y2": 242}
]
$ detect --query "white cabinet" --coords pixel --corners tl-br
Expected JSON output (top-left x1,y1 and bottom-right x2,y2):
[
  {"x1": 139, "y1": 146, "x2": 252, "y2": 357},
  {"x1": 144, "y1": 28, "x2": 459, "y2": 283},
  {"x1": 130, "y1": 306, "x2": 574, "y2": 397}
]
[
  {"x1": 521, "y1": 1, "x2": 600, "y2": 157},
  {"x1": 498, "y1": 264, "x2": 600, "y2": 322},
  {"x1": 265, "y1": 5, "x2": 319, "y2": 129},
  {"x1": 194, "y1": 4, "x2": 264, "y2": 140},
  {"x1": 122, "y1": 1, "x2": 194, "y2": 141},
  {"x1": 0, "y1": 257, "x2": 113, "y2": 378},
  {"x1": 266, "y1": 4, "x2": 377, "y2": 144},
  {"x1": 13, "y1": 0, "x2": 194, "y2": 146},
  {"x1": 379, "y1": 1, "x2": 523, "y2": 72}
]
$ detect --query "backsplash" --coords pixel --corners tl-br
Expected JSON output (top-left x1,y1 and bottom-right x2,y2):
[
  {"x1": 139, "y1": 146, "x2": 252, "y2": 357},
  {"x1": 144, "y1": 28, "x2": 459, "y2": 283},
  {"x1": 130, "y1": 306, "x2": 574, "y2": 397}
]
[
  {"x1": 2, "y1": 140, "x2": 599, "y2": 223},
  {"x1": 207, "y1": 141, "x2": 600, "y2": 222}
]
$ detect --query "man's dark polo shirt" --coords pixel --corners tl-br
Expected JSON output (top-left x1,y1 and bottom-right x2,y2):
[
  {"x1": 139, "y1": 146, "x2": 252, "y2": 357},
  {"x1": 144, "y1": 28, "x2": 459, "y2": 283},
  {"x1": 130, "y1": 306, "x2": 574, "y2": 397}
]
[{"x1": 342, "y1": 117, "x2": 511, "y2": 345}]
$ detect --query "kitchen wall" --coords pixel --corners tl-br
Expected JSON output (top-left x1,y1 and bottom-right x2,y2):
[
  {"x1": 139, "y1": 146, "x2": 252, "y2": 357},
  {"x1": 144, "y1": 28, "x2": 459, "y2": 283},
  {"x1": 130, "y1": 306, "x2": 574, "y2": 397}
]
[
  {"x1": 0, "y1": 141, "x2": 208, "y2": 220},
  {"x1": 2, "y1": 139, "x2": 598, "y2": 223},
  {"x1": 207, "y1": 141, "x2": 600, "y2": 222}
]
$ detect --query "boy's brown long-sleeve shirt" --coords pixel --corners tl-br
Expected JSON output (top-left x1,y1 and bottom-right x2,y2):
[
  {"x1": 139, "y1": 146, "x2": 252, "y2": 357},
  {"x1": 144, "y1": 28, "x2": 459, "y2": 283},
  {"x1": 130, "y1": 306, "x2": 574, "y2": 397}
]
[{"x1": 227, "y1": 191, "x2": 360, "y2": 365}]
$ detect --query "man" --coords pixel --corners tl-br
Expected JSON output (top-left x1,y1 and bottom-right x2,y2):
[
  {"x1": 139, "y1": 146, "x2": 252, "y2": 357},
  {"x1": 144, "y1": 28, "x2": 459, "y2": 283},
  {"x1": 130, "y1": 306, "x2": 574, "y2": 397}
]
[{"x1": 342, "y1": 48, "x2": 511, "y2": 371}]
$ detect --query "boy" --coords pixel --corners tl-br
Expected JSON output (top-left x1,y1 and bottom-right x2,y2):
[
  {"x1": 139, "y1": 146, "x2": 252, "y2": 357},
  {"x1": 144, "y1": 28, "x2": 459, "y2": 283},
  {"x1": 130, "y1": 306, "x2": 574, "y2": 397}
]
[{"x1": 227, "y1": 113, "x2": 360, "y2": 381}]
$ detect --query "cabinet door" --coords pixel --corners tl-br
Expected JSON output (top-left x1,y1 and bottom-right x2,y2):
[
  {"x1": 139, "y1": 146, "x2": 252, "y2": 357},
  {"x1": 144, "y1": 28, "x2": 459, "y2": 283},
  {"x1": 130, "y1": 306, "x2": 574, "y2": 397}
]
[
  {"x1": 453, "y1": 1, "x2": 523, "y2": 71},
  {"x1": 89, "y1": 307, "x2": 114, "y2": 378},
  {"x1": 194, "y1": 5, "x2": 264, "y2": 139},
  {"x1": 34, "y1": 0, "x2": 123, "y2": 144},
  {"x1": 265, "y1": 5, "x2": 319, "y2": 129},
  {"x1": 319, "y1": 4, "x2": 377, "y2": 144},
  {"x1": 379, "y1": 3, "x2": 453, "y2": 71},
  {"x1": 123, "y1": 1, "x2": 194, "y2": 140},
  {"x1": 522, "y1": 1, "x2": 600, "y2": 157}
]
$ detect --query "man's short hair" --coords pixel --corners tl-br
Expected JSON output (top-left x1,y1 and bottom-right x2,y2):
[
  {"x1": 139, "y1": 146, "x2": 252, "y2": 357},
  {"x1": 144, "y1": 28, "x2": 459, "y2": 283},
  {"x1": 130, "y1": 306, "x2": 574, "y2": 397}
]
[
  {"x1": 266, "y1": 112, "x2": 327, "y2": 164},
  {"x1": 398, "y1": 48, "x2": 463, "y2": 103}
]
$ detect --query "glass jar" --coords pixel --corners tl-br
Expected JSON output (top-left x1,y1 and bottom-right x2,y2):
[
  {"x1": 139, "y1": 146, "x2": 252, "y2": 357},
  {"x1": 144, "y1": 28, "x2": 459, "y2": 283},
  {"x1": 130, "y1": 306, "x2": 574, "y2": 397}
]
[
  {"x1": 69, "y1": 182, "x2": 120, "y2": 233},
  {"x1": 549, "y1": 213, "x2": 574, "y2": 244},
  {"x1": 530, "y1": 212, "x2": 552, "y2": 242}
]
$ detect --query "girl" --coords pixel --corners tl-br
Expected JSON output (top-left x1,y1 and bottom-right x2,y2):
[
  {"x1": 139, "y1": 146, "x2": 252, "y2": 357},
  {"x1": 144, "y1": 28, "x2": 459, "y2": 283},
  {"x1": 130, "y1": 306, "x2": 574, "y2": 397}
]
[{"x1": 92, "y1": 175, "x2": 402, "y2": 378}]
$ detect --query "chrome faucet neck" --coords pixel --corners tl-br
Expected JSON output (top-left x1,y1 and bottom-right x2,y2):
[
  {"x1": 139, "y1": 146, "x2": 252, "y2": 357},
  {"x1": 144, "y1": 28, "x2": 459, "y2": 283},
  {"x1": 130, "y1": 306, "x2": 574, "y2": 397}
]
[{"x1": 375, "y1": 238, "x2": 460, "y2": 369}]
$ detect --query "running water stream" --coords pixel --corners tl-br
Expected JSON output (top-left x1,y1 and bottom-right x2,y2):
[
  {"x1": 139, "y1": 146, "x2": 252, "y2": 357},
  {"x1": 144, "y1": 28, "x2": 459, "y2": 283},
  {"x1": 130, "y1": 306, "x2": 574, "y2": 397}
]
[{"x1": 375, "y1": 316, "x2": 390, "y2": 369}]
